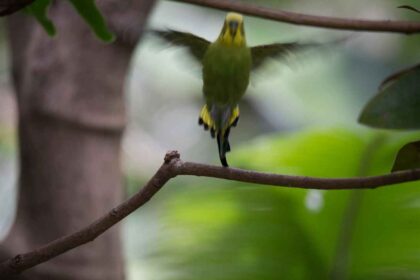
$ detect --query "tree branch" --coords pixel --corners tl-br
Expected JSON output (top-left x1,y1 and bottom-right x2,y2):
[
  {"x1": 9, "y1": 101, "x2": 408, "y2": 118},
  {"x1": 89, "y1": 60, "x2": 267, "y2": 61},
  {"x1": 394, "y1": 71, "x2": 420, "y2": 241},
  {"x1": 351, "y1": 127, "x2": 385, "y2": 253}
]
[
  {"x1": 170, "y1": 0, "x2": 420, "y2": 34},
  {"x1": 2, "y1": 150, "x2": 420, "y2": 277}
]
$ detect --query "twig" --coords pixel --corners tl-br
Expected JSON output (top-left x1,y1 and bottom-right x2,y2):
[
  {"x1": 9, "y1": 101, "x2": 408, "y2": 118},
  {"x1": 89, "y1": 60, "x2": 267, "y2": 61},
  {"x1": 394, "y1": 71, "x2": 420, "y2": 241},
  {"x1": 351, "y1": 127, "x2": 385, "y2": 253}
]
[
  {"x1": 170, "y1": 0, "x2": 420, "y2": 34},
  {"x1": 2, "y1": 150, "x2": 420, "y2": 276}
]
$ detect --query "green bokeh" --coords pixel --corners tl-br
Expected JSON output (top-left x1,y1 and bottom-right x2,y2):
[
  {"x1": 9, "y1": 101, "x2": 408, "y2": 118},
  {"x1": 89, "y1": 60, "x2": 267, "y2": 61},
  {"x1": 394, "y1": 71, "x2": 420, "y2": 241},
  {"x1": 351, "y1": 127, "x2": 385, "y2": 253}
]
[{"x1": 142, "y1": 129, "x2": 420, "y2": 280}]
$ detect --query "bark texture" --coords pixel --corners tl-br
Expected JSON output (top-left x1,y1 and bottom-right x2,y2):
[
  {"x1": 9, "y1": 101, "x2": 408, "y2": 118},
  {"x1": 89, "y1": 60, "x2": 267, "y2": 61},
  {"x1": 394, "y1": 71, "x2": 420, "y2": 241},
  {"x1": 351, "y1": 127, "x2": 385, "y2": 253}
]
[{"x1": 0, "y1": 1, "x2": 156, "y2": 279}]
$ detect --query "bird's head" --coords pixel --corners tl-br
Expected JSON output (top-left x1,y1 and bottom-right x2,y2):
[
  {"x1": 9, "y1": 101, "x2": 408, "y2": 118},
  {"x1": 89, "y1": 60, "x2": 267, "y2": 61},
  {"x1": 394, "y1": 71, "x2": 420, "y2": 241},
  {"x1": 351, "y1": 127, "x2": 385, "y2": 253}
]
[{"x1": 218, "y1": 12, "x2": 246, "y2": 47}]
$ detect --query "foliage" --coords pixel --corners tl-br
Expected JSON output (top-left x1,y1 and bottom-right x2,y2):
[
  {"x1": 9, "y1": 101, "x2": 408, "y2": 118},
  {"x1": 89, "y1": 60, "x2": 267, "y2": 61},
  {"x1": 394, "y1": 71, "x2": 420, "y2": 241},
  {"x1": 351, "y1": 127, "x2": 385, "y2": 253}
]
[
  {"x1": 359, "y1": 65, "x2": 420, "y2": 130},
  {"x1": 25, "y1": 0, "x2": 114, "y2": 42},
  {"x1": 392, "y1": 141, "x2": 420, "y2": 172},
  {"x1": 25, "y1": 0, "x2": 55, "y2": 36},
  {"x1": 148, "y1": 129, "x2": 420, "y2": 280},
  {"x1": 68, "y1": 0, "x2": 115, "y2": 42},
  {"x1": 357, "y1": 4, "x2": 420, "y2": 171},
  {"x1": 359, "y1": 64, "x2": 420, "y2": 171}
]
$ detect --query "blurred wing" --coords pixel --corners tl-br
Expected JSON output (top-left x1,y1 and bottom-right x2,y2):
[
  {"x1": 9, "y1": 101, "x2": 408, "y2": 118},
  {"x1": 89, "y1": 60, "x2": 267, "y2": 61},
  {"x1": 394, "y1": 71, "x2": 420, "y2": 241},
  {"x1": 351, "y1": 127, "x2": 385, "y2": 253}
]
[
  {"x1": 152, "y1": 29, "x2": 211, "y2": 63},
  {"x1": 250, "y1": 42, "x2": 323, "y2": 71}
]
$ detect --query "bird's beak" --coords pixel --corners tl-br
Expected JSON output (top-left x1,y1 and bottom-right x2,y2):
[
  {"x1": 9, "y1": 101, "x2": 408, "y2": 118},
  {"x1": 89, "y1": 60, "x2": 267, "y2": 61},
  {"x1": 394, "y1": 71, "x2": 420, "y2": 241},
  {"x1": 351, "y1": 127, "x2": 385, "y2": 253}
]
[{"x1": 229, "y1": 21, "x2": 239, "y2": 37}]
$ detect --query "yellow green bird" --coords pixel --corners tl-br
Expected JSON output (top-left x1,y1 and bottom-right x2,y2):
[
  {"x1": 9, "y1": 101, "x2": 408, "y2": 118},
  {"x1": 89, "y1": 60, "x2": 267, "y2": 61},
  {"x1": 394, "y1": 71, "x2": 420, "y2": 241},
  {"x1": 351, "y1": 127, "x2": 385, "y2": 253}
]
[{"x1": 154, "y1": 12, "x2": 321, "y2": 167}]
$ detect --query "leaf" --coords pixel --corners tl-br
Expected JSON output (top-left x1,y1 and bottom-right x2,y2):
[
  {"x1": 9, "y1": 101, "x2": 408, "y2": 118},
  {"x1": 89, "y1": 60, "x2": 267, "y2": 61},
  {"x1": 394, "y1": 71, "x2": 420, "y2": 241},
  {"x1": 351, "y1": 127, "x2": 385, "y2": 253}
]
[
  {"x1": 379, "y1": 63, "x2": 420, "y2": 90},
  {"x1": 25, "y1": 0, "x2": 56, "y2": 36},
  {"x1": 398, "y1": 5, "x2": 420, "y2": 14},
  {"x1": 25, "y1": 0, "x2": 113, "y2": 42},
  {"x1": 359, "y1": 64, "x2": 420, "y2": 129},
  {"x1": 68, "y1": 0, "x2": 115, "y2": 42},
  {"x1": 391, "y1": 140, "x2": 420, "y2": 172}
]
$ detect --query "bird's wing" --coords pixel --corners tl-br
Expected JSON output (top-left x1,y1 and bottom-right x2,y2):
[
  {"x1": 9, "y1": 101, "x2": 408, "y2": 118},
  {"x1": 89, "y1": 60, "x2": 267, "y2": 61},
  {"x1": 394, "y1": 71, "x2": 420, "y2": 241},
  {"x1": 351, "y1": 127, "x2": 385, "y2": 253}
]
[
  {"x1": 250, "y1": 42, "x2": 323, "y2": 71},
  {"x1": 151, "y1": 29, "x2": 211, "y2": 62}
]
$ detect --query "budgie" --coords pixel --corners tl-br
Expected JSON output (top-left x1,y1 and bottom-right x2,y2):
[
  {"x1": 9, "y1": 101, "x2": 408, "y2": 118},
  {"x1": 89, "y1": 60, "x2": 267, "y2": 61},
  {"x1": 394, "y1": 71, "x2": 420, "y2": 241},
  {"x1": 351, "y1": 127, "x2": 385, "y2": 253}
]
[{"x1": 153, "y1": 12, "x2": 324, "y2": 167}]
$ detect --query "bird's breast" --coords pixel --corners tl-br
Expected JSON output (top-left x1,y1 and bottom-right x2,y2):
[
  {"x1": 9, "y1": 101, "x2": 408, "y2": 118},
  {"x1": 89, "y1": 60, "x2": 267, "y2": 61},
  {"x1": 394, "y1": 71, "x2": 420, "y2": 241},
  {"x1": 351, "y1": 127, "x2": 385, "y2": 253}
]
[{"x1": 202, "y1": 44, "x2": 252, "y2": 104}]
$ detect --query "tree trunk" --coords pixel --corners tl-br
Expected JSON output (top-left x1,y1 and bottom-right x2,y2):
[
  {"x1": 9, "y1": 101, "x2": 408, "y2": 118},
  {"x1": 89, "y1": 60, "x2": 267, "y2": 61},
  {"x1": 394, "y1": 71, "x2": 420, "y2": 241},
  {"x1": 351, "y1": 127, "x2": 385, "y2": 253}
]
[{"x1": 0, "y1": 1, "x2": 156, "y2": 279}]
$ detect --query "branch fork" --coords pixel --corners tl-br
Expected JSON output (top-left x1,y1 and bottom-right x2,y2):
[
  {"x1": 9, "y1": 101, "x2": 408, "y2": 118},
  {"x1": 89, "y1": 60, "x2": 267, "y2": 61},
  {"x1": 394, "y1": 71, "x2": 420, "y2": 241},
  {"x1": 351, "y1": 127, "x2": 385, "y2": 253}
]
[{"x1": 2, "y1": 151, "x2": 420, "y2": 277}]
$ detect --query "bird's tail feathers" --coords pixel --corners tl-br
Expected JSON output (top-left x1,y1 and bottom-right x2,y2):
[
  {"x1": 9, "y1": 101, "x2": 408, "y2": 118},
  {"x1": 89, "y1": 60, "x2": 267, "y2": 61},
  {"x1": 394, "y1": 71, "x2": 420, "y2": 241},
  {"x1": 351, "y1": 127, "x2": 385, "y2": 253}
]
[
  {"x1": 217, "y1": 128, "x2": 231, "y2": 167},
  {"x1": 199, "y1": 105, "x2": 240, "y2": 167},
  {"x1": 198, "y1": 105, "x2": 239, "y2": 136}
]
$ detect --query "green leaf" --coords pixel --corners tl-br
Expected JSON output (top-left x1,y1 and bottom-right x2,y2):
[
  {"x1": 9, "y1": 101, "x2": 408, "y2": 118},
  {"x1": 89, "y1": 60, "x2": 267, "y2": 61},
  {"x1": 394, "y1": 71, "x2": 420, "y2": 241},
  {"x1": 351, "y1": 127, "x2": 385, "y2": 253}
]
[
  {"x1": 68, "y1": 0, "x2": 115, "y2": 42},
  {"x1": 392, "y1": 140, "x2": 420, "y2": 172},
  {"x1": 25, "y1": 0, "x2": 114, "y2": 42},
  {"x1": 359, "y1": 64, "x2": 420, "y2": 129},
  {"x1": 398, "y1": 5, "x2": 420, "y2": 14},
  {"x1": 25, "y1": 0, "x2": 56, "y2": 36}
]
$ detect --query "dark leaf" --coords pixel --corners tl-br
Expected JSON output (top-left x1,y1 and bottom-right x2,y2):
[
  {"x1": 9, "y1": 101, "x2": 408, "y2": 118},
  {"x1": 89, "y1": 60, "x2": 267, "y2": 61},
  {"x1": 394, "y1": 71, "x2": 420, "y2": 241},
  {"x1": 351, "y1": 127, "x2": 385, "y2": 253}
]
[
  {"x1": 359, "y1": 64, "x2": 420, "y2": 129},
  {"x1": 69, "y1": 0, "x2": 115, "y2": 42},
  {"x1": 392, "y1": 141, "x2": 420, "y2": 172},
  {"x1": 379, "y1": 63, "x2": 420, "y2": 90},
  {"x1": 398, "y1": 5, "x2": 420, "y2": 14}
]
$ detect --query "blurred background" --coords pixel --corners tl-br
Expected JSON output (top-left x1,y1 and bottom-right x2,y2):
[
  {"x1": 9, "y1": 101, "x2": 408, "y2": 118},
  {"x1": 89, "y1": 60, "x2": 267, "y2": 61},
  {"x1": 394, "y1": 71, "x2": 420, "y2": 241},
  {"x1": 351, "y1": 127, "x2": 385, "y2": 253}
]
[{"x1": 1, "y1": 0, "x2": 420, "y2": 279}]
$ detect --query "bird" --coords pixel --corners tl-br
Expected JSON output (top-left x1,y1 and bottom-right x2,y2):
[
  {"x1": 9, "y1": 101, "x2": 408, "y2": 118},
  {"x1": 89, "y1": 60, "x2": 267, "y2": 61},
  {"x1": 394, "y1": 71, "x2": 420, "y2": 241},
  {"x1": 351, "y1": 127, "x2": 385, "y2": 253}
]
[{"x1": 153, "y1": 12, "x2": 326, "y2": 167}]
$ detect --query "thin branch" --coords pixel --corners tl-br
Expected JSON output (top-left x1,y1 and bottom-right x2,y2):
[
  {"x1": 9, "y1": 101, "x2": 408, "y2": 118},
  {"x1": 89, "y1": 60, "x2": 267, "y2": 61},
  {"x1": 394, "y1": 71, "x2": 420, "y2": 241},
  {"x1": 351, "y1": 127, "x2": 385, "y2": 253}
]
[
  {"x1": 176, "y1": 161, "x2": 420, "y2": 189},
  {"x1": 170, "y1": 0, "x2": 420, "y2": 34},
  {"x1": 2, "y1": 150, "x2": 420, "y2": 276}
]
